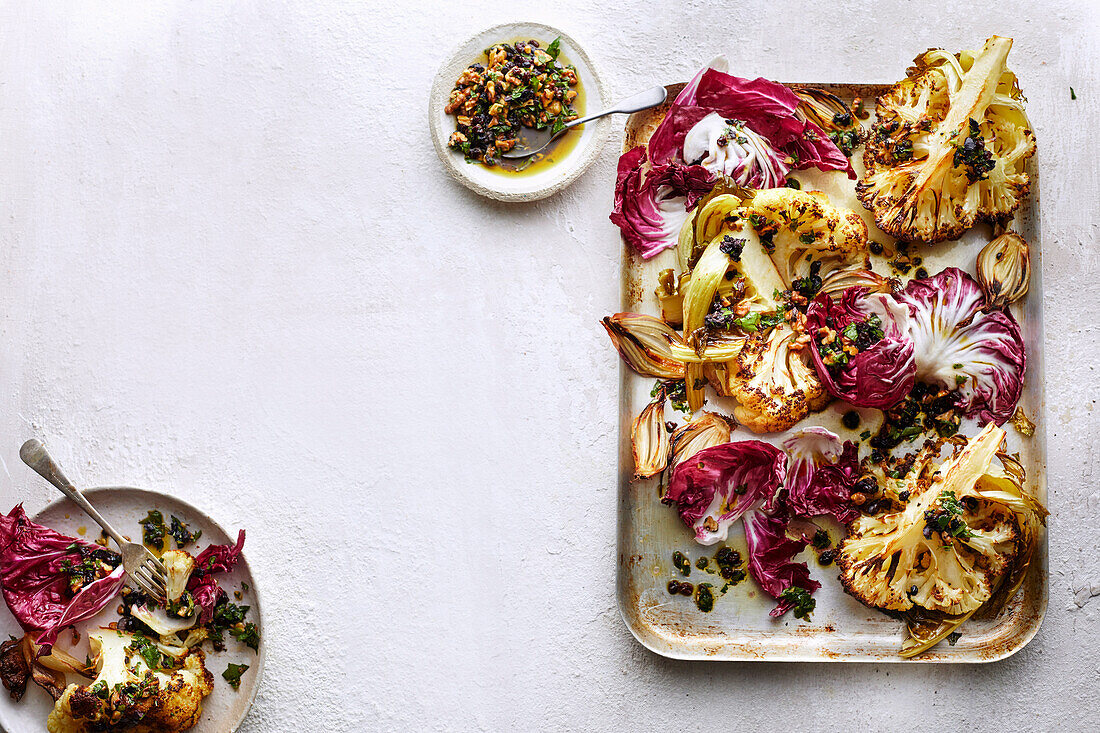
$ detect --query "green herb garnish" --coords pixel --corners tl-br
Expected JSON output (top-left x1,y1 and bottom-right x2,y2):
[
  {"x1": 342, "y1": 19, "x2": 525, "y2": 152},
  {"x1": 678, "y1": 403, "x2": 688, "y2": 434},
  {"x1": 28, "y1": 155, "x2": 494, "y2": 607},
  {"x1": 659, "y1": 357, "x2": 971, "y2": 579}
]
[
  {"x1": 140, "y1": 510, "x2": 167, "y2": 551},
  {"x1": 230, "y1": 622, "x2": 260, "y2": 652},
  {"x1": 223, "y1": 663, "x2": 249, "y2": 690},
  {"x1": 779, "y1": 586, "x2": 816, "y2": 621}
]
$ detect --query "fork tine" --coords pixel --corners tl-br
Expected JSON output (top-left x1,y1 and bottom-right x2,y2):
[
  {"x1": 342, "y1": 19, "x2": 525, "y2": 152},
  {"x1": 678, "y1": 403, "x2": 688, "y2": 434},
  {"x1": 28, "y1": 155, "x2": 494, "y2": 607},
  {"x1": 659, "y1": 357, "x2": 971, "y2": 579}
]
[
  {"x1": 142, "y1": 560, "x2": 168, "y2": 589},
  {"x1": 131, "y1": 565, "x2": 167, "y2": 598},
  {"x1": 129, "y1": 573, "x2": 162, "y2": 601},
  {"x1": 147, "y1": 554, "x2": 167, "y2": 576},
  {"x1": 135, "y1": 565, "x2": 166, "y2": 593}
]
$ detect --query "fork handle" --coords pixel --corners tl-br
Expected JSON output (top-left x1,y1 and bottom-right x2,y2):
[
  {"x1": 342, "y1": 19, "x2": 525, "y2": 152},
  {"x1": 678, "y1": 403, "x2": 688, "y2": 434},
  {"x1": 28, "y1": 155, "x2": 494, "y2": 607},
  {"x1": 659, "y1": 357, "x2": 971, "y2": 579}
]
[{"x1": 19, "y1": 439, "x2": 128, "y2": 548}]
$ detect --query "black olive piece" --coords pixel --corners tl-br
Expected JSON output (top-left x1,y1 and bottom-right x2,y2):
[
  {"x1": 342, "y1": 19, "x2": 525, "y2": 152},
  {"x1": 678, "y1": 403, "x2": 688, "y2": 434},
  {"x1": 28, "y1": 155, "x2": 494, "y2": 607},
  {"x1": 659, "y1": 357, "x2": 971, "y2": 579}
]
[
  {"x1": 855, "y1": 477, "x2": 878, "y2": 494},
  {"x1": 864, "y1": 499, "x2": 888, "y2": 515}
]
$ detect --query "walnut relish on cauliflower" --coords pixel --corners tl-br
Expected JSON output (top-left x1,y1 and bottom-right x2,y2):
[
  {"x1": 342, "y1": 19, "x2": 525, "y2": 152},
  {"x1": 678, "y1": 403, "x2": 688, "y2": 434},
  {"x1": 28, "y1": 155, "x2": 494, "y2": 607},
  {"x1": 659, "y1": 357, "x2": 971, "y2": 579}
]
[
  {"x1": 0, "y1": 509, "x2": 258, "y2": 731},
  {"x1": 603, "y1": 38, "x2": 1042, "y2": 656}
]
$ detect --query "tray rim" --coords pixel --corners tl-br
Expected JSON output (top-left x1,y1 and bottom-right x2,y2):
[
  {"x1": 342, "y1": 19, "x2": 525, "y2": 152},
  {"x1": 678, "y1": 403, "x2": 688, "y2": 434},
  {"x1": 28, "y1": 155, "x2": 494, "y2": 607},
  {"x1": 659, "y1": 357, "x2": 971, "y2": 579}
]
[{"x1": 614, "y1": 81, "x2": 1048, "y2": 663}]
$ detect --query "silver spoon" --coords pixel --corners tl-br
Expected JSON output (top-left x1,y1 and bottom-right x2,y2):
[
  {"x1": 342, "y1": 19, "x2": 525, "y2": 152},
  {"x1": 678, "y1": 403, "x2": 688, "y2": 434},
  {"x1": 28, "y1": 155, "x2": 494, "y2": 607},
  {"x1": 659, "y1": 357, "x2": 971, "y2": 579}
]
[{"x1": 502, "y1": 85, "x2": 668, "y2": 159}]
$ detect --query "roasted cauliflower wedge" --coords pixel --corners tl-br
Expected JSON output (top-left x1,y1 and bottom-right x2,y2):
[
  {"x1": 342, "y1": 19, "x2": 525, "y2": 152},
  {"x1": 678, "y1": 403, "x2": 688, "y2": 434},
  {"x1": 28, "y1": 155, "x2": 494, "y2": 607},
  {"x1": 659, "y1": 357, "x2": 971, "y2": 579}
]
[
  {"x1": 48, "y1": 629, "x2": 213, "y2": 733},
  {"x1": 682, "y1": 187, "x2": 867, "y2": 430},
  {"x1": 837, "y1": 424, "x2": 1046, "y2": 654},
  {"x1": 856, "y1": 35, "x2": 1035, "y2": 244}
]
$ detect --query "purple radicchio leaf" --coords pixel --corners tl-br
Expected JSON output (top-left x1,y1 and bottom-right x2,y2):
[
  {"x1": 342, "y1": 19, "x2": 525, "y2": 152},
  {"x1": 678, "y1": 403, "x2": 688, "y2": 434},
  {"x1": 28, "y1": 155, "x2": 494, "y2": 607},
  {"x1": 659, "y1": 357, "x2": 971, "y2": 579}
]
[
  {"x1": 806, "y1": 287, "x2": 916, "y2": 409},
  {"x1": 0, "y1": 505, "x2": 125, "y2": 657},
  {"x1": 647, "y1": 65, "x2": 854, "y2": 179},
  {"x1": 742, "y1": 508, "x2": 821, "y2": 617},
  {"x1": 663, "y1": 440, "x2": 786, "y2": 546},
  {"x1": 897, "y1": 267, "x2": 1026, "y2": 425},
  {"x1": 187, "y1": 529, "x2": 245, "y2": 624},
  {"x1": 609, "y1": 146, "x2": 715, "y2": 259},
  {"x1": 782, "y1": 427, "x2": 860, "y2": 524}
]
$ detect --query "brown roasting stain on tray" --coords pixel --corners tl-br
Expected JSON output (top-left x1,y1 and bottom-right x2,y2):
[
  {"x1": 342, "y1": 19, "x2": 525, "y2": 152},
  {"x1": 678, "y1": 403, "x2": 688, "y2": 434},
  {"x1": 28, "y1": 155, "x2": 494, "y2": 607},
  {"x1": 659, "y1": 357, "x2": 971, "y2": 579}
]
[{"x1": 615, "y1": 82, "x2": 1048, "y2": 663}]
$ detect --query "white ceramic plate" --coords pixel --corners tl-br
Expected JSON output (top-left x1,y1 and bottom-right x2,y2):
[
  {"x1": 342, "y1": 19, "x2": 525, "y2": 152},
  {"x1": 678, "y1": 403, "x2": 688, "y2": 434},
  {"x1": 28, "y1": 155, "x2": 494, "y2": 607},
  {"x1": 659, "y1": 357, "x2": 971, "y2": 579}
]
[
  {"x1": 0, "y1": 487, "x2": 264, "y2": 732},
  {"x1": 429, "y1": 21, "x2": 611, "y2": 202}
]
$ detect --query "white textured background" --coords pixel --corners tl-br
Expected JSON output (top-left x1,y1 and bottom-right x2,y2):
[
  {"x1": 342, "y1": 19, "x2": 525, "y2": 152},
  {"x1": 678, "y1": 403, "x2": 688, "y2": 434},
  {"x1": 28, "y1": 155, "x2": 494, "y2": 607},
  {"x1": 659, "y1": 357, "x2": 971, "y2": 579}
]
[{"x1": 1, "y1": 1, "x2": 1097, "y2": 730}]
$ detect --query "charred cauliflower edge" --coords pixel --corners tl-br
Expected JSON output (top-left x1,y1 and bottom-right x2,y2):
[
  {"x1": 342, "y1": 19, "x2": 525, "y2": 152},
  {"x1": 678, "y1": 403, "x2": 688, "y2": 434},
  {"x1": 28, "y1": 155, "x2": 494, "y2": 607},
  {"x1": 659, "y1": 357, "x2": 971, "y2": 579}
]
[{"x1": 855, "y1": 35, "x2": 1035, "y2": 244}]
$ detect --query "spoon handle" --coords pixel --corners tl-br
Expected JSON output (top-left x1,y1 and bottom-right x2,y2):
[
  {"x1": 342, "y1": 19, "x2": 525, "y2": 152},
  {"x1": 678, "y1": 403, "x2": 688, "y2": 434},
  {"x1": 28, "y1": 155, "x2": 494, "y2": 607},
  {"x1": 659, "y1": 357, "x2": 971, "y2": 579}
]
[{"x1": 565, "y1": 85, "x2": 668, "y2": 129}]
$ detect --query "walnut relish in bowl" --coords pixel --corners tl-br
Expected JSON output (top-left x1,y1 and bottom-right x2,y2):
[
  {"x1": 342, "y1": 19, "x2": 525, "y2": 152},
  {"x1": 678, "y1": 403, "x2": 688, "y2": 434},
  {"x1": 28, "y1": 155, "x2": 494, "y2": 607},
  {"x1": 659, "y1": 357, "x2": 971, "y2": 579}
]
[
  {"x1": 429, "y1": 22, "x2": 609, "y2": 202},
  {"x1": 445, "y1": 38, "x2": 580, "y2": 168}
]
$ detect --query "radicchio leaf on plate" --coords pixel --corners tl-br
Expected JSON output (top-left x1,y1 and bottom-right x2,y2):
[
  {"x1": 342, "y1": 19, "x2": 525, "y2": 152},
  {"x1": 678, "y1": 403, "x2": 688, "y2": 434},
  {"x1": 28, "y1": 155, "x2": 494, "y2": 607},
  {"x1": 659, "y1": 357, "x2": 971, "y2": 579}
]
[
  {"x1": 806, "y1": 287, "x2": 916, "y2": 409},
  {"x1": 665, "y1": 440, "x2": 819, "y2": 617},
  {"x1": 0, "y1": 505, "x2": 125, "y2": 656},
  {"x1": 682, "y1": 112, "x2": 791, "y2": 188},
  {"x1": 188, "y1": 529, "x2": 245, "y2": 624},
  {"x1": 898, "y1": 267, "x2": 1026, "y2": 425},
  {"x1": 646, "y1": 65, "x2": 855, "y2": 179},
  {"x1": 742, "y1": 508, "x2": 820, "y2": 617},
  {"x1": 782, "y1": 427, "x2": 860, "y2": 524},
  {"x1": 609, "y1": 146, "x2": 715, "y2": 259},
  {"x1": 663, "y1": 441, "x2": 786, "y2": 546}
]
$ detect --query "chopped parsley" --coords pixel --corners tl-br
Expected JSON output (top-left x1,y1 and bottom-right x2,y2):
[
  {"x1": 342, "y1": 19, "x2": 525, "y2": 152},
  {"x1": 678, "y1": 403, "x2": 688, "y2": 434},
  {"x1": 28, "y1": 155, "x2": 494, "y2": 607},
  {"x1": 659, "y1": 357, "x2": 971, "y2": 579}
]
[
  {"x1": 816, "y1": 313, "x2": 884, "y2": 371},
  {"x1": 779, "y1": 586, "x2": 816, "y2": 621},
  {"x1": 212, "y1": 601, "x2": 249, "y2": 629},
  {"x1": 128, "y1": 633, "x2": 167, "y2": 670},
  {"x1": 230, "y1": 622, "x2": 261, "y2": 652},
  {"x1": 923, "y1": 490, "x2": 973, "y2": 540}
]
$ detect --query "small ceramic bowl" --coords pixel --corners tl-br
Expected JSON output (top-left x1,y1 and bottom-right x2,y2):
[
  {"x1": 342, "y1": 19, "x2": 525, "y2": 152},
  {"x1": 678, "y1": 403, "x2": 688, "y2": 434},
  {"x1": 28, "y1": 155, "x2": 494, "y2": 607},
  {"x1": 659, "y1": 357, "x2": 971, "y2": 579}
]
[{"x1": 429, "y1": 22, "x2": 611, "y2": 202}]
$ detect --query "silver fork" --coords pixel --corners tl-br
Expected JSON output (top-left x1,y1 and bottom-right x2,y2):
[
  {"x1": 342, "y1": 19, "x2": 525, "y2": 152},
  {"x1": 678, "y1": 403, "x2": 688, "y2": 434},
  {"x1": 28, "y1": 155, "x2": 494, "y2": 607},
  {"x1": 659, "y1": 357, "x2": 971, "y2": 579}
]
[{"x1": 19, "y1": 439, "x2": 167, "y2": 604}]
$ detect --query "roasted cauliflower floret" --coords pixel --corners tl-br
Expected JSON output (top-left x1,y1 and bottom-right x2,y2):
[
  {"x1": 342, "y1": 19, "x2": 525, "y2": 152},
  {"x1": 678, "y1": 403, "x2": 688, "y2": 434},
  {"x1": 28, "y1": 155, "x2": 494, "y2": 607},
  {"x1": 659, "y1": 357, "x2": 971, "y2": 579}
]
[
  {"x1": 728, "y1": 322, "x2": 829, "y2": 433},
  {"x1": 837, "y1": 424, "x2": 1043, "y2": 619},
  {"x1": 679, "y1": 187, "x2": 866, "y2": 426},
  {"x1": 692, "y1": 188, "x2": 869, "y2": 290},
  {"x1": 856, "y1": 35, "x2": 1035, "y2": 243},
  {"x1": 47, "y1": 629, "x2": 213, "y2": 733},
  {"x1": 740, "y1": 187, "x2": 869, "y2": 284},
  {"x1": 161, "y1": 551, "x2": 195, "y2": 603}
]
